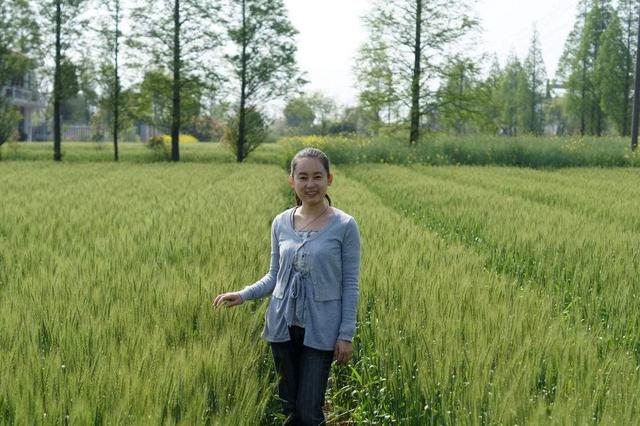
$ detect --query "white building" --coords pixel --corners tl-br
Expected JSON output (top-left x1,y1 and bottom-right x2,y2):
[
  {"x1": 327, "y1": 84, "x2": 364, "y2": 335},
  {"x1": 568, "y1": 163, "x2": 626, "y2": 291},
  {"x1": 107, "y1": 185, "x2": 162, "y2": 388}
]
[{"x1": 1, "y1": 71, "x2": 46, "y2": 141}]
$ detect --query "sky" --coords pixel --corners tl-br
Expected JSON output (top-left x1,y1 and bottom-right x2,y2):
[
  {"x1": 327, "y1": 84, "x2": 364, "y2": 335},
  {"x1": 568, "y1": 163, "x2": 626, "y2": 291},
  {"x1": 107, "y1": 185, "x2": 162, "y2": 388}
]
[{"x1": 283, "y1": 0, "x2": 580, "y2": 106}]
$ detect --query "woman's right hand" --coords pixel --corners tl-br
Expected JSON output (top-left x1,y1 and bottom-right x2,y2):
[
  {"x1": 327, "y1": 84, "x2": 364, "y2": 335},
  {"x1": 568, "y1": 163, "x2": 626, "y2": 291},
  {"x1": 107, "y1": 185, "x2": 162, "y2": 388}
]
[{"x1": 213, "y1": 292, "x2": 243, "y2": 309}]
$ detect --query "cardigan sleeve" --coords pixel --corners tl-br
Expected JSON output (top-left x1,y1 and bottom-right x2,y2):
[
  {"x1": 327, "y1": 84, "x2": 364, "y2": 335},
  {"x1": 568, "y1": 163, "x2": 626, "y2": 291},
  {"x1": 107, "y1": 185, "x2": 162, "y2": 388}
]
[
  {"x1": 338, "y1": 217, "x2": 361, "y2": 341},
  {"x1": 238, "y1": 217, "x2": 280, "y2": 301}
]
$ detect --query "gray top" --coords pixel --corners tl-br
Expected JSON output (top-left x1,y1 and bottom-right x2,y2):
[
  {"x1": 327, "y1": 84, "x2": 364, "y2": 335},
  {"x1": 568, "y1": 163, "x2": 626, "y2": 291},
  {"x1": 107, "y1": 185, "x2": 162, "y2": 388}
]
[
  {"x1": 291, "y1": 229, "x2": 317, "y2": 327},
  {"x1": 238, "y1": 206, "x2": 361, "y2": 350}
]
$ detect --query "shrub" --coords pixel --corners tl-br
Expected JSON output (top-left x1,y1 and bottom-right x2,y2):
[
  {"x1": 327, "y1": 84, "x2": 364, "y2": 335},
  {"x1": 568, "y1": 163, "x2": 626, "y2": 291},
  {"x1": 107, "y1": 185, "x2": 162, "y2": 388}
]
[
  {"x1": 158, "y1": 134, "x2": 199, "y2": 144},
  {"x1": 145, "y1": 135, "x2": 170, "y2": 160},
  {"x1": 277, "y1": 134, "x2": 640, "y2": 168},
  {"x1": 0, "y1": 101, "x2": 20, "y2": 149},
  {"x1": 221, "y1": 107, "x2": 270, "y2": 160}
]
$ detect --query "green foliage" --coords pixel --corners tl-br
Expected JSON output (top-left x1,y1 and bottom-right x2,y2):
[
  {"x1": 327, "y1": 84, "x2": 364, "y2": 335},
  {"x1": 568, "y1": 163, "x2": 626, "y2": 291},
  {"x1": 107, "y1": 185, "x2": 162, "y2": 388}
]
[
  {"x1": 221, "y1": 107, "x2": 270, "y2": 158},
  {"x1": 283, "y1": 96, "x2": 315, "y2": 131},
  {"x1": 362, "y1": 0, "x2": 478, "y2": 142},
  {"x1": 145, "y1": 134, "x2": 171, "y2": 160},
  {"x1": 353, "y1": 18, "x2": 399, "y2": 131},
  {"x1": 435, "y1": 57, "x2": 483, "y2": 134},
  {"x1": 225, "y1": 0, "x2": 303, "y2": 160},
  {"x1": 0, "y1": 101, "x2": 20, "y2": 149},
  {"x1": 130, "y1": 69, "x2": 204, "y2": 132},
  {"x1": 566, "y1": 1, "x2": 614, "y2": 136},
  {"x1": 145, "y1": 134, "x2": 199, "y2": 160},
  {"x1": 0, "y1": 0, "x2": 40, "y2": 63},
  {"x1": 595, "y1": 14, "x2": 629, "y2": 135},
  {"x1": 522, "y1": 28, "x2": 547, "y2": 135},
  {"x1": 277, "y1": 134, "x2": 640, "y2": 168},
  {"x1": 496, "y1": 56, "x2": 529, "y2": 135}
]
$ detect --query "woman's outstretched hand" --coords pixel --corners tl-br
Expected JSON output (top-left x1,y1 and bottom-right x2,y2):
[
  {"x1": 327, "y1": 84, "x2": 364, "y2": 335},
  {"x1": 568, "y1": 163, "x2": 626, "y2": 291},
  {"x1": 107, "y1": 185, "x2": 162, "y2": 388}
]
[
  {"x1": 334, "y1": 340, "x2": 353, "y2": 364},
  {"x1": 213, "y1": 292, "x2": 243, "y2": 309}
]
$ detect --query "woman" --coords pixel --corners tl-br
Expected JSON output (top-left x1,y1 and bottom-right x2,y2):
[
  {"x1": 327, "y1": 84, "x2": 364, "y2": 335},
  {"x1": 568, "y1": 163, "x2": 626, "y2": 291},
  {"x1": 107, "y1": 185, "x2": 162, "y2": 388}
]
[{"x1": 213, "y1": 147, "x2": 361, "y2": 425}]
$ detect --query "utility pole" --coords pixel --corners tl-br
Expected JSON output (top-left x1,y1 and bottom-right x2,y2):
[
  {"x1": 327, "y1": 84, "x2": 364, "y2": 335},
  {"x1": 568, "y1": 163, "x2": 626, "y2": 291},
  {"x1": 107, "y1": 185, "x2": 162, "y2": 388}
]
[{"x1": 631, "y1": 3, "x2": 640, "y2": 151}]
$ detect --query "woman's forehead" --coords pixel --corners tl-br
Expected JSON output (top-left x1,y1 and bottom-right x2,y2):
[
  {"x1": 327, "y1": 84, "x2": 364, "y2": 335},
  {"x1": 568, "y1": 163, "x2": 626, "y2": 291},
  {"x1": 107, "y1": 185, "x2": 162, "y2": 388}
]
[{"x1": 294, "y1": 157, "x2": 326, "y2": 174}]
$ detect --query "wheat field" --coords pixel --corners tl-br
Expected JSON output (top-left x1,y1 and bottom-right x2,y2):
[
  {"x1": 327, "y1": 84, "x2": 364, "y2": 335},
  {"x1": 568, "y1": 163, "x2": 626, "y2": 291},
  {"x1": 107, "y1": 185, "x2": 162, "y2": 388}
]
[{"x1": 1, "y1": 161, "x2": 639, "y2": 424}]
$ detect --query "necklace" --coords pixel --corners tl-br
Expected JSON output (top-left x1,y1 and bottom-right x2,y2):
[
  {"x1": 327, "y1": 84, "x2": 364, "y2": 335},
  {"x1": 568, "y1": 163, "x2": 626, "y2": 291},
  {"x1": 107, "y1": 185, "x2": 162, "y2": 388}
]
[{"x1": 294, "y1": 204, "x2": 330, "y2": 231}]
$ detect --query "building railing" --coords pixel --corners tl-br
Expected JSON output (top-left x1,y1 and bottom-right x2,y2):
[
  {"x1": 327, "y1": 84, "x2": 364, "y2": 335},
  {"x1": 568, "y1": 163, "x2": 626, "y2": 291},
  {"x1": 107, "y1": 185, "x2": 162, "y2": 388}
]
[{"x1": 1, "y1": 85, "x2": 46, "y2": 107}]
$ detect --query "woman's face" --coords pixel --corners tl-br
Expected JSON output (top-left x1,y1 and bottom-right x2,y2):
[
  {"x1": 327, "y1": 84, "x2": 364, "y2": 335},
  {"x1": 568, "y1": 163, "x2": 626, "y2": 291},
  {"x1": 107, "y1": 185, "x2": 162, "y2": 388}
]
[{"x1": 288, "y1": 157, "x2": 333, "y2": 206}]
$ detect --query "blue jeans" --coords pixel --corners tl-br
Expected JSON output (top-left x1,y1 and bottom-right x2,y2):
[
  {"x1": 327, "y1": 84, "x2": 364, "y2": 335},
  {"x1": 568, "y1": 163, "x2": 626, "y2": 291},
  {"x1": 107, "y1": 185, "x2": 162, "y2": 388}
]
[{"x1": 270, "y1": 326, "x2": 334, "y2": 425}]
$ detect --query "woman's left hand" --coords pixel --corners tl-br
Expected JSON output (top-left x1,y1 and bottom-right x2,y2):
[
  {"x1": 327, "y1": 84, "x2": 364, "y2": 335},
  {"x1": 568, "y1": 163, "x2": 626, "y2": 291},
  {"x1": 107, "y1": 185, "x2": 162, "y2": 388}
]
[{"x1": 334, "y1": 340, "x2": 353, "y2": 364}]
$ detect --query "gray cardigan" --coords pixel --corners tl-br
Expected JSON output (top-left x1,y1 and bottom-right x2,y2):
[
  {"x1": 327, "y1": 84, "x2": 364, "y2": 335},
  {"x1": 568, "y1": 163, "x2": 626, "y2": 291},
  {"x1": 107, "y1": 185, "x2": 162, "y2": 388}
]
[{"x1": 239, "y1": 206, "x2": 361, "y2": 350}]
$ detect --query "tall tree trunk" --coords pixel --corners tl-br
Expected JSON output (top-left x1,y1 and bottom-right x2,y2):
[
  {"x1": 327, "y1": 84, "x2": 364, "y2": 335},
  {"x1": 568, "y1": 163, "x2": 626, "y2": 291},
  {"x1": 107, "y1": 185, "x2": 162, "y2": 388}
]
[
  {"x1": 624, "y1": 13, "x2": 633, "y2": 136},
  {"x1": 631, "y1": 2, "x2": 640, "y2": 151},
  {"x1": 579, "y1": 0, "x2": 588, "y2": 136},
  {"x1": 456, "y1": 67, "x2": 463, "y2": 134},
  {"x1": 531, "y1": 63, "x2": 537, "y2": 134},
  {"x1": 113, "y1": 0, "x2": 120, "y2": 161},
  {"x1": 594, "y1": 19, "x2": 603, "y2": 137},
  {"x1": 171, "y1": 0, "x2": 180, "y2": 161},
  {"x1": 53, "y1": 0, "x2": 62, "y2": 161},
  {"x1": 237, "y1": 0, "x2": 247, "y2": 162},
  {"x1": 409, "y1": 0, "x2": 422, "y2": 145},
  {"x1": 580, "y1": 57, "x2": 586, "y2": 136}
]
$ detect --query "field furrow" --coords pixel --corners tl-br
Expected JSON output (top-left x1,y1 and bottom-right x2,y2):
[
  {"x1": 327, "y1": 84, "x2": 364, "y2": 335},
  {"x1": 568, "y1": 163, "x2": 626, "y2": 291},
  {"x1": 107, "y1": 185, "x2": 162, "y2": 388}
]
[
  {"x1": 0, "y1": 163, "x2": 288, "y2": 424},
  {"x1": 410, "y1": 166, "x2": 640, "y2": 230},
  {"x1": 326, "y1": 169, "x2": 640, "y2": 424},
  {"x1": 342, "y1": 165, "x2": 640, "y2": 359}
]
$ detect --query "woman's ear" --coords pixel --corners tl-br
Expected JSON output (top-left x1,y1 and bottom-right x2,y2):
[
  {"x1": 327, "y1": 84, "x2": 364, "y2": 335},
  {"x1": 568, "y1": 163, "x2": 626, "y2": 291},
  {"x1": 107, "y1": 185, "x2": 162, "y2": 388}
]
[
  {"x1": 327, "y1": 173, "x2": 334, "y2": 185},
  {"x1": 288, "y1": 175, "x2": 294, "y2": 188}
]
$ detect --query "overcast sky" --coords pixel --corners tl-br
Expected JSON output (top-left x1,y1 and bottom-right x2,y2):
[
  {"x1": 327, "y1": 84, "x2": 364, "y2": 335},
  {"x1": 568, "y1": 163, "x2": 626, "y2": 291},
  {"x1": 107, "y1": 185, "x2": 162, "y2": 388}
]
[{"x1": 283, "y1": 0, "x2": 580, "y2": 106}]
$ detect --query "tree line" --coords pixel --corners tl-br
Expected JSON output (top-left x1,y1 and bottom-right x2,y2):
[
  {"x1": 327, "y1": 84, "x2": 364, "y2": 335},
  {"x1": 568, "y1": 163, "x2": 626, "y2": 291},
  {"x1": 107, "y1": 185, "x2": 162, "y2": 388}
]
[
  {"x1": 1, "y1": 0, "x2": 639, "y2": 162},
  {"x1": 0, "y1": 0, "x2": 301, "y2": 161},
  {"x1": 353, "y1": 0, "x2": 640, "y2": 141}
]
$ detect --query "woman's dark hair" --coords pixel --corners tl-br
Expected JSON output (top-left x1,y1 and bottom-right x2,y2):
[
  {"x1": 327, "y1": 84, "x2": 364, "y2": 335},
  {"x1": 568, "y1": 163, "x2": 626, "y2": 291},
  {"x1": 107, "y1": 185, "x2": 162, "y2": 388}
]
[{"x1": 290, "y1": 147, "x2": 332, "y2": 207}]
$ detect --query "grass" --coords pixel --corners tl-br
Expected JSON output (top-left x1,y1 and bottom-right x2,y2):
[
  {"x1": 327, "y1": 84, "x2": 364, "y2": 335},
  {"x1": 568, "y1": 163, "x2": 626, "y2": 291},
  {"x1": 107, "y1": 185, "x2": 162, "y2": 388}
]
[
  {"x1": 325, "y1": 166, "x2": 640, "y2": 423},
  {"x1": 0, "y1": 141, "x2": 282, "y2": 165},
  {"x1": 278, "y1": 134, "x2": 640, "y2": 168},
  {"x1": 4, "y1": 135, "x2": 640, "y2": 169},
  {"x1": 0, "y1": 162, "x2": 288, "y2": 424},
  {"x1": 1, "y1": 142, "x2": 639, "y2": 423}
]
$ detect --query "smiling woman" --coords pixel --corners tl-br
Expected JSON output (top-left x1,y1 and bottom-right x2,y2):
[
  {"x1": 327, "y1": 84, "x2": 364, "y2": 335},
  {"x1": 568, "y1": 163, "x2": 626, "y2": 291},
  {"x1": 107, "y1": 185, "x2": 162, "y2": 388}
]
[{"x1": 214, "y1": 147, "x2": 361, "y2": 425}]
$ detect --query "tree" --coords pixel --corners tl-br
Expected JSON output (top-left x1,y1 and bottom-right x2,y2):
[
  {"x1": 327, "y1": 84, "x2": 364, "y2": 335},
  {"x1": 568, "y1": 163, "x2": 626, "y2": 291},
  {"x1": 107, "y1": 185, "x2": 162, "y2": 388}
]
[
  {"x1": 94, "y1": 0, "x2": 124, "y2": 159},
  {"x1": 305, "y1": 92, "x2": 337, "y2": 135},
  {"x1": 496, "y1": 55, "x2": 528, "y2": 136},
  {"x1": 557, "y1": 0, "x2": 593, "y2": 134},
  {"x1": 224, "y1": 0, "x2": 304, "y2": 162},
  {"x1": 475, "y1": 56, "x2": 503, "y2": 134},
  {"x1": 130, "y1": 69, "x2": 204, "y2": 133},
  {"x1": 365, "y1": 0, "x2": 477, "y2": 144},
  {"x1": 435, "y1": 57, "x2": 482, "y2": 134},
  {"x1": 354, "y1": 16, "x2": 399, "y2": 133},
  {"x1": 616, "y1": 0, "x2": 638, "y2": 136},
  {"x1": 39, "y1": 0, "x2": 88, "y2": 160},
  {"x1": 595, "y1": 14, "x2": 628, "y2": 134},
  {"x1": 221, "y1": 106, "x2": 268, "y2": 158},
  {"x1": 283, "y1": 96, "x2": 315, "y2": 133},
  {"x1": 522, "y1": 28, "x2": 547, "y2": 135},
  {"x1": 565, "y1": 0, "x2": 613, "y2": 136},
  {"x1": 130, "y1": 0, "x2": 221, "y2": 161}
]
